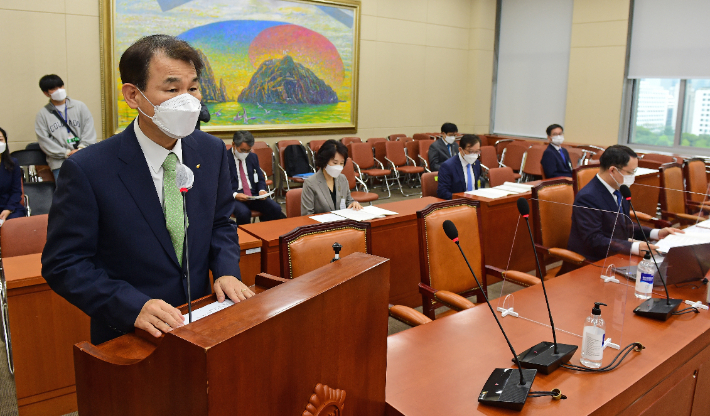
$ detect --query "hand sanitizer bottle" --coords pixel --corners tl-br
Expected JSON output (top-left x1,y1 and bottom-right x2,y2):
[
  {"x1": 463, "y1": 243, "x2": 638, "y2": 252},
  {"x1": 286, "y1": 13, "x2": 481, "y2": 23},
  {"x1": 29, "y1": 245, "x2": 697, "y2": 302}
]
[
  {"x1": 581, "y1": 302, "x2": 607, "y2": 369},
  {"x1": 635, "y1": 251, "x2": 655, "y2": 300}
]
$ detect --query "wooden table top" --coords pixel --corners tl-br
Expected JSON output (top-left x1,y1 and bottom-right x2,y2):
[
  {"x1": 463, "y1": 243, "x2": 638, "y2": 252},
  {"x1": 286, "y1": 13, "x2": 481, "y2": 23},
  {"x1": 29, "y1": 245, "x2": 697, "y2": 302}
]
[
  {"x1": 386, "y1": 255, "x2": 710, "y2": 415},
  {"x1": 237, "y1": 229, "x2": 261, "y2": 250},
  {"x1": 453, "y1": 180, "x2": 548, "y2": 206}
]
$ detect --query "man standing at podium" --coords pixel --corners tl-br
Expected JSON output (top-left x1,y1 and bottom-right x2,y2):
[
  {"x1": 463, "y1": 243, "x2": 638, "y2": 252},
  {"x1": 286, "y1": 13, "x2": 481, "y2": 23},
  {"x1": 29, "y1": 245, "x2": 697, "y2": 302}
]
[{"x1": 42, "y1": 35, "x2": 253, "y2": 345}]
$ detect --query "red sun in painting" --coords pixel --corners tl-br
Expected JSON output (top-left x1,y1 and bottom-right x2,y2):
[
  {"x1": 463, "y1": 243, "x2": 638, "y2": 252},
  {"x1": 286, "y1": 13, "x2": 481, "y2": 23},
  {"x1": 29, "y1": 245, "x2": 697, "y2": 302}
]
[{"x1": 248, "y1": 24, "x2": 345, "y2": 89}]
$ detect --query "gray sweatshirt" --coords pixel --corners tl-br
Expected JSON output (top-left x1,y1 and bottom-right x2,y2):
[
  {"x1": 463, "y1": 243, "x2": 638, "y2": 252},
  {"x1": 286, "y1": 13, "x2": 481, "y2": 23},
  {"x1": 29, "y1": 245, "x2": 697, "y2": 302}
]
[{"x1": 35, "y1": 97, "x2": 97, "y2": 170}]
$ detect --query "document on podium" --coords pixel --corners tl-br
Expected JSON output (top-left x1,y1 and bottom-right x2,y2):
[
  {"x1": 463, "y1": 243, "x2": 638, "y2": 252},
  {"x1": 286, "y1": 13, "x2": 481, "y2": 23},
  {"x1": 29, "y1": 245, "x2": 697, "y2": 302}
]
[
  {"x1": 655, "y1": 230, "x2": 710, "y2": 254},
  {"x1": 183, "y1": 299, "x2": 235, "y2": 323},
  {"x1": 330, "y1": 205, "x2": 399, "y2": 221},
  {"x1": 464, "y1": 188, "x2": 516, "y2": 199}
]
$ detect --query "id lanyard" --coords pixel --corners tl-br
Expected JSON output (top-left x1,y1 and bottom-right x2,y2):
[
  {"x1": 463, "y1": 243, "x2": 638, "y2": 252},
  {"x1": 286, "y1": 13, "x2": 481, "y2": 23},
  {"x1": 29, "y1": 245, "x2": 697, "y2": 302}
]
[{"x1": 54, "y1": 103, "x2": 72, "y2": 135}]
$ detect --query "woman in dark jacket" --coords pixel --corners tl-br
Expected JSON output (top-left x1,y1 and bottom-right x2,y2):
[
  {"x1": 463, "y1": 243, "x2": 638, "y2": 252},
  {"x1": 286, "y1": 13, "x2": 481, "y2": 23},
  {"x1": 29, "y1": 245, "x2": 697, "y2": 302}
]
[{"x1": 0, "y1": 127, "x2": 27, "y2": 223}]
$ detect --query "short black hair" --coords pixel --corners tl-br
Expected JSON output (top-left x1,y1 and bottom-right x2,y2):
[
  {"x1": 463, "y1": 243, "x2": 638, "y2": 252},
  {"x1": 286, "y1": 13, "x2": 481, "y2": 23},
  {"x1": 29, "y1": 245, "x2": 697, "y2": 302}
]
[
  {"x1": 233, "y1": 131, "x2": 255, "y2": 147},
  {"x1": 441, "y1": 123, "x2": 458, "y2": 134},
  {"x1": 315, "y1": 139, "x2": 348, "y2": 170},
  {"x1": 546, "y1": 124, "x2": 563, "y2": 136},
  {"x1": 0, "y1": 127, "x2": 14, "y2": 172},
  {"x1": 39, "y1": 74, "x2": 64, "y2": 92},
  {"x1": 459, "y1": 134, "x2": 481, "y2": 149},
  {"x1": 599, "y1": 145, "x2": 637, "y2": 171},
  {"x1": 119, "y1": 34, "x2": 203, "y2": 91}
]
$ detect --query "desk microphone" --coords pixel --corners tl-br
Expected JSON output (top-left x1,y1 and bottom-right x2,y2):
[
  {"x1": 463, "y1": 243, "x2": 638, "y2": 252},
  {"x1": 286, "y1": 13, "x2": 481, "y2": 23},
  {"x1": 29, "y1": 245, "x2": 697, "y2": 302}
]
[
  {"x1": 515, "y1": 198, "x2": 578, "y2": 373},
  {"x1": 619, "y1": 185, "x2": 682, "y2": 320},
  {"x1": 176, "y1": 163, "x2": 195, "y2": 323},
  {"x1": 443, "y1": 220, "x2": 536, "y2": 410}
]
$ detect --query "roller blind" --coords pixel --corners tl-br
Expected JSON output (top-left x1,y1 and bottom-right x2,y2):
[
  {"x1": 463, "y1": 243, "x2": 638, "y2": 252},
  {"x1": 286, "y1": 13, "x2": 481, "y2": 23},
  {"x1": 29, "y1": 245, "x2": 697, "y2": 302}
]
[
  {"x1": 493, "y1": 0, "x2": 573, "y2": 138},
  {"x1": 628, "y1": 0, "x2": 710, "y2": 79}
]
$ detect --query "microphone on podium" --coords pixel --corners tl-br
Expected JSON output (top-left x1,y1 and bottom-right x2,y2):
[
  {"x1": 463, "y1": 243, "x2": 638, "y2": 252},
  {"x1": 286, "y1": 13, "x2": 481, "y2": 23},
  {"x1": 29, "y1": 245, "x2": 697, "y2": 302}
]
[
  {"x1": 514, "y1": 198, "x2": 578, "y2": 374},
  {"x1": 176, "y1": 163, "x2": 195, "y2": 323},
  {"x1": 443, "y1": 220, "x2": 537, "y2": 410},
  {"x1": 618, "y1": 185, "x2": 682, "y2": 320}
]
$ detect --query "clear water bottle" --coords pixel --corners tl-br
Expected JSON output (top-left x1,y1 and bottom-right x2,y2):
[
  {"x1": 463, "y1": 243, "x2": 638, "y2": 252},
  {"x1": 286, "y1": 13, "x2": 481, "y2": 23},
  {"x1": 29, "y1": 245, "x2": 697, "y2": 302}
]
[
  {"x1": 635, "y1": 251, "x2": 655, "y2": 300},
  {"x1": 581, "y1": 302, "x2": 606, "y2": 368}
]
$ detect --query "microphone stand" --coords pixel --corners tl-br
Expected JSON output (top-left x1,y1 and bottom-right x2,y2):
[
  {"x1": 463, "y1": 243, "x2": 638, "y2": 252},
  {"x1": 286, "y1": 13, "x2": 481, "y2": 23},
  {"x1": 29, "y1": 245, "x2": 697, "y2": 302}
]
[{"x1": 180, "y1": 188, "x2": 192, "y2": 324}]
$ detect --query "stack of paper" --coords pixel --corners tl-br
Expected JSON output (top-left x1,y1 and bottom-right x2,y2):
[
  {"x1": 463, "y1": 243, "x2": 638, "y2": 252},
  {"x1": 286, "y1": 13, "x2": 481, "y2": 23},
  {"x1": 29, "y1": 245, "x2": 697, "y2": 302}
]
[
  {"x1": 183, "y1": 299, "x2": 235, "y2": 323},
  {"x1": 503, "y1": 181, "x2": 534, "y2": 190},
  {"x1": 694, "y1": 219, "x2": 710, "y2": 229},
  {"x1": 329, "y1": 205, "x2": 399, "y2": 221},
  {"x1": 246, "y1": 190, "x2": 275, "y2": 200},
  {"x1": 493, "y1": 184, "x2": 529, "y2": 194},
  {"x1": 655, "y1": 230, "x2": 710, "y2": 253},
  {"x1": 464, "y1": 188, "x2": 516, "y2": 198},
  {"x1": 310, "y1": 213, "x2": 347, "y2": 223}
]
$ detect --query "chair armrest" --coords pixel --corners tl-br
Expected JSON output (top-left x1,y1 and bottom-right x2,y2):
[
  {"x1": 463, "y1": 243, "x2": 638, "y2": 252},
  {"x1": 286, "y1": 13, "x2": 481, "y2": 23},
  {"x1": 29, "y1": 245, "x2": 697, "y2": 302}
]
[
  {"x1": 418, "y1": 155, "x2": 430, "y2": 171},
  {"x1": 255, "y1": 273, "x2": 289, "y2": 289},
  {"x1": 374, "y1": 158, "x2": 386, "y2": 170},
  {"x1": 484, "y1": 265, "x2": 540, "y2": 287},
  {"x1": 632, "y1": 211, "x2": 653, "y2": 221},
  {"x1": 663, "y1": 211, "x2": 704, "y2": 225},
  {"x1": 384, "y1": 156, "x2": 397, "y2": 172},
  {"x1": 480, "y1": 163, "x2": 490, "y2": 172},
  {"x1": 433, "y1": 290, "x2": 475, "y2": 311},
  {"x1": 687, "y1": 201, "x2": 710, "y2": 213},
  {"x1": 355, "y1": 175, "x2": 370, "y2": 192},
  {"x1": 547, "y1": 247, "x2": 586, "y2": 265},
  {"x1": 388, "y1": 304, "x2": 432, "y2": 327},
  {"x1": 405, "y1": 154, "x2": 418, "y2": 167}
]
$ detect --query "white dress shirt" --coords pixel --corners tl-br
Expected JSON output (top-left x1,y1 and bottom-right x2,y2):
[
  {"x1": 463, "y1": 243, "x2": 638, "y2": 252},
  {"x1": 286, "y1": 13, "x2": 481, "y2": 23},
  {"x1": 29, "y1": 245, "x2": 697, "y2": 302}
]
[
  {"x1": 134, "y1": 118, "x2": 183, "y2": 208},
  {"x1": 232, "y1": 151, "x2": 253, "y2": 199},
  {"x1": 595, "y1": 174, "x2": 659, "y2": 255},
  {"x1": 459, "y1": 153, "x2": 475, "y2": 189}
]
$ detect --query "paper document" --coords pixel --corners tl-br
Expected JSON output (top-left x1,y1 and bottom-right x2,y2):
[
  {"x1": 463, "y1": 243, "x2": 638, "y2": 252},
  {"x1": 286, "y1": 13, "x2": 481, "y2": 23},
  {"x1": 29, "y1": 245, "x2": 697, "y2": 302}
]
[
  {"x1": 493, "y1": 184, "x2": 529, "y2": 194},
  {"x1": 246, "y1": 191, "x2": 274, "y2": 200},
  {"x1": 465, "y1": 188, "x2": 516, "y2": 198},
  {"x1": 331, "y1": 208, "x2": 382, "y2": 221},
  {"x1": 655, "y1": 231, "x2": 710, "y2": 254},
  {"x1": 361, "y1": 205, "x2": 398, "y2": 216},
  {"x1": 183, "y1": 299, "x2": 234, "y2": 323},
  {"x1": 635, "y1": 167, "x2": 658, "y2": 176},
  {"x1": 695, "y1": 219, "x2": 710, "y2": 229},
  {"x1": 310, "y1": 213, "x2": 346, "y2": 223},
  {"x1": 503, "y1": 181, "x2": 533, "y2": 190}
]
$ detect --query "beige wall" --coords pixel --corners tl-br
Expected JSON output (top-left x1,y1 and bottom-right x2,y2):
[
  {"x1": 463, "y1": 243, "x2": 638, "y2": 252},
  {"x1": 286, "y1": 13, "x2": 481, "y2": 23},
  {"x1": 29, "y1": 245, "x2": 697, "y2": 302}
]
[
  {"x1": 564, "y1": 0, "x2": 630, "y2": 146},
  {"x1": 0, "y1": 0, "x2": 496, "y2": 152}
]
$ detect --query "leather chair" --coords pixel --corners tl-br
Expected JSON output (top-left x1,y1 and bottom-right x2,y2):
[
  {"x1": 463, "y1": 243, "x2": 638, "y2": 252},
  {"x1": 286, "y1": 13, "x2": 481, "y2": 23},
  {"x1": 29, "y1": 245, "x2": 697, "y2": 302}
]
[
  {"x1": 388, "y1": 134, "x2": 407, "y2": 141},
  {"x1": 660, "y1": 163, "x2": 709, "y2": 225},
  {"x1": 412, "y1": 133, "x2": 430, "y2": 141},
  {"x1": 0, "y1": 214, "x2": 48, "y2": 257},
  {"x1": 252, "y1": 146, "x2": 275, "y2": 195},
  {"x1": 276, "y1": 140, "x2": 313, "y2": 199},
  {"x1": 279, "y1": 220, "x2": 371, "y2": 279},
  {"x1": 566, "y1": 148, "x2": 584, "y2": 168},
  {"x1": 22, "y1": 182, "x2": 55, "y2": 216},
  {"x1": 488, "y1": 167, "x2": 516, "y2": 188},
  {"x1": 385, "y1": 141, "x2": 425, "y2": 196},
  {"x1": 388, "y1": 304, "x2": 432, "y2": 328},
  {"x1": 373, "y1": 141, "x2": 387, "y2": 166},
  {"x1": 479, "y1": 146, "x2": 499, "y2": 174},
  {"x1": 341, "y1": 137, "x2": 361, "y2": 146},
  {"x1": 417, "y1": 199, "x2": 540, "y2": 319},
  {"x1": 421, "y1": 172, "x2": 438, "y2": 197},
  {"x1": 307, "y1": 140, "x2": 327, "y2": 164},
  {"x1": 285, "y1": 188, "x2": 303, "y2": 218},
  {"x1": 532, "y1": 179, "x2": 587, "y2": 278},
  {"x1": 684, "y1": 158, "x2": 709, "y2": 209},
  {"x1": 493, "y1": 139, "x2": 516, "y2": 159},
  {"x1": 404, "y1": 141, "x2": 419, "y2": 163},
  {"x1": 351, "y1": 143, "x2": 391, "y2": 198},
  {"x1": 575, "y1": 145, "x2": 605, "y2": 160},
  {"x1": 343, "y1": 158, "x2": 378, "y2": 205},
  {"x1": 11, "y1": 149, "x2": 49, "y2": 183},
  {"x1": 572, "y1": 165, "x2": 598, "y2": 194},
  {"x1": 417, "y1": 139, "x2": 435, "y2": 172},
  {"x1": 251, "y1": 141, "x2": 268, "y2": 149},
  {"x1": 520, "y1": 145, "x2": 545, "y2": 182},
  {"x1": 498, "y1": 141, "x2": 528, "y2": 179}
]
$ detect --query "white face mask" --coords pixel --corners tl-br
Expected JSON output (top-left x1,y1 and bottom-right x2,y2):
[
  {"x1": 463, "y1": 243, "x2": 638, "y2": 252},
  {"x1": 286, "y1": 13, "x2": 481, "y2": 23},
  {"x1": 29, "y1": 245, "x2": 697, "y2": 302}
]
[
  {"x1": 463, "y1": 153, "x2": 479, "y2": 165},
  {"x1": 612, "y1": 167, "x2": 635, "y2": 187},
  {"x1": 137, "y1": 90, "x2": 201, "y2": 140},
  {"x1": 444, "y1": 135, "x2": 456, "y2": 144},
  {"x1": 325, "y1": 164, "x2": 343, "y2": 178},
  {"x1": 0, "y1": 142, "x2": 6, "y2": 154},
  {"x1": 233, "y1": 149, "x2": 249, "y2": 161},
  {"x1": 551, "y1": 135, "x2": 564, "y2": 146},
  {"x1": 50, "y1": 88, "x2": 67, "y2": 101}
]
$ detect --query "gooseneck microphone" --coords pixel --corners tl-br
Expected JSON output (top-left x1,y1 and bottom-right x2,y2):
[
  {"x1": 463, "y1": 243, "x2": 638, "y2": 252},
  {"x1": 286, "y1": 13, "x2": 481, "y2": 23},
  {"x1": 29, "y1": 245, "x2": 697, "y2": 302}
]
[
  {"x1": 618, "y1": 185, "x2": 683, "y2": 320},
  {"x1": 176, "y1": 163, "x2": 195, "y2": 323},
  {"x1": 443, "y1": 220, "x2": 537, "y2": 410},
  {"x1": 514, "y1": 198, "x2": 578, "y2": 373}
]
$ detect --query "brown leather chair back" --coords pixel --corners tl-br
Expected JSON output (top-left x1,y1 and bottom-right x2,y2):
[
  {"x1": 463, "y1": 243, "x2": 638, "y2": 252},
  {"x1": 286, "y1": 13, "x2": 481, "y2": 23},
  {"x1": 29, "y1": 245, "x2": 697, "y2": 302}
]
[
  {"x1": 280, "y1": 220, "x2": 371, "y2": 279},
  {"x1": 252, "y1": 141, "x2": 268, "y2": 149},
  {"x1": 660, "y1": 163, "x2": 685, "y2": 214},
  {"x1": 638, "y1": 159, "x2": 663, "y2": 170},
  {"x1": 421, "y1": 172, "x2": 438, "y2": 197},
  {"x1": 566, "y1": 148, "x2": 584, "y2": 168},
  {"x1": 343, "y1": 158, "x2": 357, "y2": 190},
  {"x1": 643, "y1": 153, "x2": 676, "y2": 164},
  {"x1": 385, "y1": 141, "x2": 407, "y2": 167},
  {"x1": 521, "y1": 146, "x2": 545, "y2": 177},
  {"x1": 500, "y1": 142, "x2": 531, "y2": 172},
  {"x1": 374, "y1": 141, "x2": 387, "y2": 163},
  {"x1": 404, "y1": 141, "x2": 419, "y2": 162},
  {"x1": 488, "y1": 167, "x2": 515, "y2": 187},
  {"x1": 399, "y1": 136, "x2": 414, "y2": 143},
  {"x1": 389, "y1": 134, "x2": 407, "y2": 141},
  {"x1": 341, "y1": 137, "x2": 361, "y2": 146},
  {"x1": 494, "y1": 139, "x2": 515, "y2": 158},
  {"x1": 351, "y1": 143, "x2": 375, "y2": 170},
  {"x1": 418, "y1": 200, "x2": 484, "y2": 295},
  {"x1": 412, "y1": 133, "x2": 430, "y2": 141},
  {"x1": 308, "y1": 140, "x2": 326, "y2": 153},
  {"x1": 573, "y1": 165, "x2": 598, "y2": 194},
  {"x1": 253, "y1": 147, "x2": 274, "y2": 178},
  {"x1": 418, "y1": 140, "x2": 434, "y2": 168},
  {"x1": 479, "y1": 146, "x2": 498, "y2": 171},
  {"x1": 1, "y1": 214, "x2": 48, "y2": 258},
  {"x1": 276, "y1": 140, "x2": 303, "y2": 172},
  {"x1": 532, "y1": 180, "x2": 574, "y2": 250},
  {"x1": 367, "y1": 137, "x2": 387, "y2": 145},
  {"x1": 684, "y1": 158, "x2": 708, "y2": 203},
  {"x1": 285, "y1": 188, "x2": 303, "y2": 218}
]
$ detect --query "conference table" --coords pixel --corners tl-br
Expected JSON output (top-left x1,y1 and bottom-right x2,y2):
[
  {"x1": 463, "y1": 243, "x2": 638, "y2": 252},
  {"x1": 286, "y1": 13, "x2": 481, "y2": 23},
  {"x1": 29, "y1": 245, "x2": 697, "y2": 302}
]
[
  {"x1": 386, "y1": 255, "x2": 710, "y2": 415},
  {"x1": 239, "y1": 197, "x2": 442, "y2": 307},
  {"x1": 1, "y1": 229, "x2": 263, "y2": 416}
]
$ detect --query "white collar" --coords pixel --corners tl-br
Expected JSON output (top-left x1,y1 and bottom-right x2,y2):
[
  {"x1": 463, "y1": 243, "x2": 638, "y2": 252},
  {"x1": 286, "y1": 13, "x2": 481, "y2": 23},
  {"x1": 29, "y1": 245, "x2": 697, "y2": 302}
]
[
  {"x1": 134, "y1": 117, "x2": 183, "y2": 174},
  {"x1": 596, "y1": 173, "x2": 618, "y2": 197},
  {"x1": 551, "y1": 143, "x2": 562, "y2": 151},
  {"x1": 458, "y1": 152, "x2": 469, "y2": 166}
]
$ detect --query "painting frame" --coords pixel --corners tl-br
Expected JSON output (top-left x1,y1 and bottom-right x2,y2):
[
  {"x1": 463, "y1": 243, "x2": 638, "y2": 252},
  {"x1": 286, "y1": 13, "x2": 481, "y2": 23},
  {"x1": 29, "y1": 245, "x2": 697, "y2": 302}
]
[{"x1": 99, "y1": 0, "x2": 361, "y2": 139}]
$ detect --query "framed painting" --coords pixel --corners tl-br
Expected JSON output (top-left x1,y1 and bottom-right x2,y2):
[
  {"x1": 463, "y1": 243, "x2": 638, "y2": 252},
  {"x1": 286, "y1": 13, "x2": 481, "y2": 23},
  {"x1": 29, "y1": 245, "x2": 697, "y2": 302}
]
[{"x1": 99, "y1": 0, "x2": 360, "y2": 138}]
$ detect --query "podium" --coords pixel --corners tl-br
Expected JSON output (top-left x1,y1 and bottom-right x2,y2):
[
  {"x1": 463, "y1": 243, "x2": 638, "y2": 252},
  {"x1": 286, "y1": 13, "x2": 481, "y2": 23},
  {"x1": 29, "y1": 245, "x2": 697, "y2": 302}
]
[{"x1": 73, "y1": 253, "x2": 390, "y2": 415}]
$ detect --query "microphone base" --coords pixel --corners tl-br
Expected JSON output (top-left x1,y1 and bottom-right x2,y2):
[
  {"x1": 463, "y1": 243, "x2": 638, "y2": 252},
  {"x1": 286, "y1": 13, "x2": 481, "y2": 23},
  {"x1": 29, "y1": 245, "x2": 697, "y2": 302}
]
[
  {"x1": 478, "y1": 368, "x2": 537, "y2": 411},
  {"x1": 633, "y1": 298, "x2": 682, "y2": 321},
  {"x1": 513, "y1": 341, "x2": 578, "y2": 375}
]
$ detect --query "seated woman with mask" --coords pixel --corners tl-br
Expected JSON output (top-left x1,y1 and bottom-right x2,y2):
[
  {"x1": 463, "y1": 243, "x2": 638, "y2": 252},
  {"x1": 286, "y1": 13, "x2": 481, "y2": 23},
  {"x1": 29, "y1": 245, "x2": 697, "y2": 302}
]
[
  {"x1": 301, "y1": 139, "x2": 363, "y2": 215},
  {"x1": 0, "y1": 127, "x2": 27, "y2": 224}
]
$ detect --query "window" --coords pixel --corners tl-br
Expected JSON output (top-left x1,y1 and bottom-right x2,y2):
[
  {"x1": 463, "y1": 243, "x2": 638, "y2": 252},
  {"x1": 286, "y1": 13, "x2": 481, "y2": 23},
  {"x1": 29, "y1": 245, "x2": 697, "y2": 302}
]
[{"x1": 681, "y1": 79, "x2": 710, "y2": 149}]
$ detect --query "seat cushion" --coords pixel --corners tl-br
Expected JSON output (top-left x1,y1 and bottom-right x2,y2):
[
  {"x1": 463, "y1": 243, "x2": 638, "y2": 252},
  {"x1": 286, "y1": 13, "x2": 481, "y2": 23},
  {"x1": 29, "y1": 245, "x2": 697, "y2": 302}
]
[
  {"x1": 361, "y1": 169, "x2": 391, "y2": 176},
  {"x1": 397, "y1": 166, "x2": 425, "y2": 174},
  {"x1": 351, "y1": 191, "x2": 379, "y2": 203}
]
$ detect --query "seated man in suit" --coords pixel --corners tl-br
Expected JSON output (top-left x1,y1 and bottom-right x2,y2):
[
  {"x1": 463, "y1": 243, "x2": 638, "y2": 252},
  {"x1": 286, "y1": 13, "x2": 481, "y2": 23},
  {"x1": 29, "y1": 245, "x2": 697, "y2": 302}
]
[
  {"x1": 567, "y1": 145, "x2": 681, "y2": 262},
  {"x1": 42, "y1": 35, "x2": 252, "y2": 345},
  {"x1": 229, "y1": 131, "x2": 285, "y2": 225},
  {"x1": 541, "y1": 124, "x2": 573, "y2": 179},
  {"x1": 428, "y1": 122, "x2": 459, "y2": 172},
  {"x1": 437, "y1": 134, "x2": 482, "y2": 200}
]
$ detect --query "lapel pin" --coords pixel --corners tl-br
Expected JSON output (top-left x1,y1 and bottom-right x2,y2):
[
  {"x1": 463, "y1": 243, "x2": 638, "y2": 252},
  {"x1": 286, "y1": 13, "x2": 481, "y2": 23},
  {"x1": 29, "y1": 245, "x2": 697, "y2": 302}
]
[{"x1": 196, "y1": 164, "x2": 200, "y2": 169}]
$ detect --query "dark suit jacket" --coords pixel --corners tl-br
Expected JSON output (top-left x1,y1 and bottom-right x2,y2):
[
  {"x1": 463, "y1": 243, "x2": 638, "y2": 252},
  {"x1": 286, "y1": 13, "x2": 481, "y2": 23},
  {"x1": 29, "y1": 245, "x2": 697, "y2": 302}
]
[
  {"x1": 541, "y1": 144, "x2": 572, "y2": 178},
  {"x1": 437, "y1": 155, "x2": 481, "y2": 200},
  {"x1": 428, "y1": 139, "x2": 459, "y2": 172},
  {"x1": 0, "y1": 158, "x2": 26, "y2": 215},
  {"x1": 228, "y1": 152, "x2": 266, "y2": 195},
  {"x1": 42, "y1": 121, "x2": 240, "y2": 344},
  {"x1": 567, "y1": 176, "x2": 652, "y2": 262}
]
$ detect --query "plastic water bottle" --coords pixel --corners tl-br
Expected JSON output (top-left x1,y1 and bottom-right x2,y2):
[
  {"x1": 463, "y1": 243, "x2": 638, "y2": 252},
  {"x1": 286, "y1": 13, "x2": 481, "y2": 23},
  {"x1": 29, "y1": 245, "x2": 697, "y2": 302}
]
[
  {"x1": 635, "y1": 251, "x2": 655, "y2": 300},
  {"x1": 581, "y1": 302, "x2": 606, "y2": 368}
]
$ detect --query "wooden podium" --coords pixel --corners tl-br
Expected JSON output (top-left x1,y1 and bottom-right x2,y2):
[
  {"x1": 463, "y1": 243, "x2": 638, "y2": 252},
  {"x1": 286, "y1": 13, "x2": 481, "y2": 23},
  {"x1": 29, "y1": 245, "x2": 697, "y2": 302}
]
[{"x1": 73, "y1": 253, "x2": 390, "y2": 415}]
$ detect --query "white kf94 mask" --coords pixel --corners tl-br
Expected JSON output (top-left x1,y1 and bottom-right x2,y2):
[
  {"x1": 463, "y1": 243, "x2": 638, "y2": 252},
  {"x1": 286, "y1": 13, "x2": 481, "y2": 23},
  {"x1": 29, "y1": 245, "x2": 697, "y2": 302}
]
[{"x1": 138, "y1": 91, "x2": 201, "y2": 140}]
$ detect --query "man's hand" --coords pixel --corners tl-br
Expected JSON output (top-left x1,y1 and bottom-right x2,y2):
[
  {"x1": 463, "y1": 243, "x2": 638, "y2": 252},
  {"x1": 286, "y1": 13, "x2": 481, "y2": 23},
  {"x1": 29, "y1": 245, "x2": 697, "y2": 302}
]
[
  {"x1": 67, "y1": 149, "x2": 80, "y2": 157},
  {"x1": 235, "y1": 193, "x2": 249, "y2": 202},
  {"x1": 214, "y1": 275, "x2": 254, "y2": 303},
  {"x1": 639, "y1": 241, "x2": 660, "y2": 256},
  {"x1": 0, "y1": 210, "x2": 10, "y2": 221},
  {"x1": 348, "y1": 201, "x2": 363, "y2": 211},
  {"x1": 658, "y1": 227, "x2": 684, "y2": 239},
  {"x1": 259, "y1": 190, "x2": 268, "y2": 196},
  {"x1": 134, "y1": 299, "x2": 185, "y2": 338}
]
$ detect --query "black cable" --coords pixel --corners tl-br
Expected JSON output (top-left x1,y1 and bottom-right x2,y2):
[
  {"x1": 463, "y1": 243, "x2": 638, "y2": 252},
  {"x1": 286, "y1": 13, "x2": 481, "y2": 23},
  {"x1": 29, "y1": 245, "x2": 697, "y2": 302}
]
[
  {"x1": 529, "y1": 388, "x2": 566, "y2": 400},
  {"x1": 561, "y1": 342, "x2": 644, "y2": 373},
  {"x1": 672, "y1": 307, "x2": 700, "y2": 315}
]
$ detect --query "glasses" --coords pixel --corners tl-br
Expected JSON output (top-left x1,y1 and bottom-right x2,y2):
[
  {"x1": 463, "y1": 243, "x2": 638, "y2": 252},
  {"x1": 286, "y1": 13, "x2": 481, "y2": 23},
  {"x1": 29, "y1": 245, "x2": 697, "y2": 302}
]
[{"x1": 616, "y1": 166, "x2": 637, "y2": 175}]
